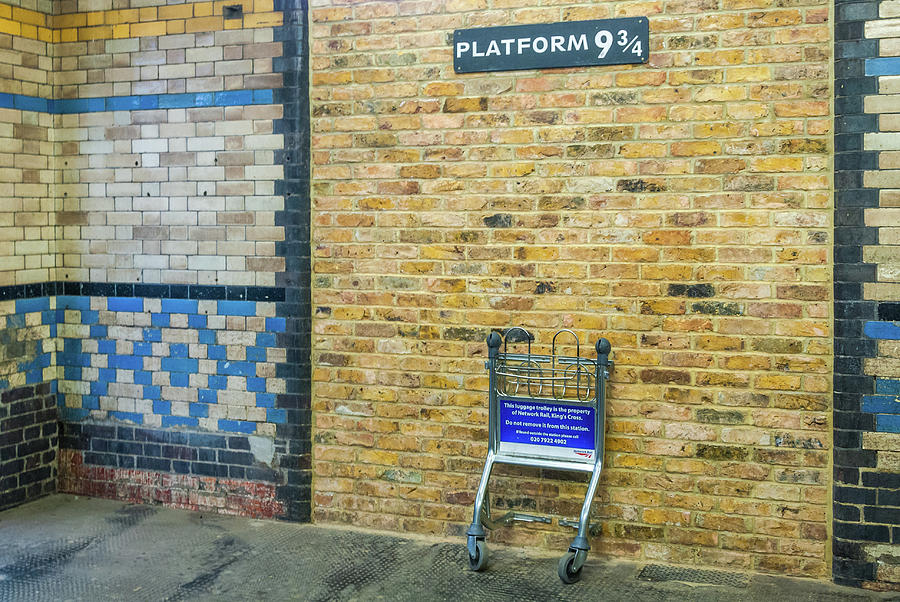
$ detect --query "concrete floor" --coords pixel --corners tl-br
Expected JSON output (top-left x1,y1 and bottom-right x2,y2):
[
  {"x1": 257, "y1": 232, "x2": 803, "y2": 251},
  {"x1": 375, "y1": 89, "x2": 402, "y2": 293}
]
[{"x1": 0, "y1": 495, "x2": 895, "y2": 601}]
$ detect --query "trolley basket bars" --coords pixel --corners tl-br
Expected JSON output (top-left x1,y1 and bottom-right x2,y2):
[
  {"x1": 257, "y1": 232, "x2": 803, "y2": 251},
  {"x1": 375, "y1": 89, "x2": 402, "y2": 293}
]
[{"x1": 465, "y1": 328, "x2": 613, "y2": 584}]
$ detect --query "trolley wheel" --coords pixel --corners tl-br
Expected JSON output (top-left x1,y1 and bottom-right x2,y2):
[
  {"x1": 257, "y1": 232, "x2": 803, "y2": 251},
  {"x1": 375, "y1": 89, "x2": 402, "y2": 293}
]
[
  {"x1": 468, "y1": 539, "x2": 487, "y2": 571},
  {"x1": 558, "y1": 551, "x2": 583, "y2": 584}
]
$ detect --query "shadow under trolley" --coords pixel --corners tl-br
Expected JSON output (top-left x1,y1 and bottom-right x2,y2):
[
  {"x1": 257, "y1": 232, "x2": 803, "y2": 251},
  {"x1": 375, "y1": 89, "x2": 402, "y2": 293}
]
[{"x1": 465, "y1": 327, "x2": 613, "y2": 584}]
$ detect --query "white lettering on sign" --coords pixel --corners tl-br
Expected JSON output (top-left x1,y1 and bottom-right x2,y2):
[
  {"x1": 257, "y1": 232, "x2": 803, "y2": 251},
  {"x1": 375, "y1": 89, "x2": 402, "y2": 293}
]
[{"x1": 455, "y1": 33, "x2": 592, "y2": 60}]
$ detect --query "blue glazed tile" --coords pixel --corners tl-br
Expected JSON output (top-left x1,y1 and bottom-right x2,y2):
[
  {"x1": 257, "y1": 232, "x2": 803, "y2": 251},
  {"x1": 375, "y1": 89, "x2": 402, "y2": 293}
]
[
  {"x1": 199, "y1": 329, "x2": 216, "y2": 344},
  {"x1": 91, "y1": 381, "x2": 108, "y2": 396},
  {"x1": 151, "y1": 313, "x2": 170, "y2": 327},
  {"x1": 99, "y1": 368, "x2": 116, "y2": 383},
  {"x1": 162, "y1": 416, "x2": 198, "y2": 428},
  {"x1": 0, "y1": 93, "x2": 14, "y2": 109},
  {"x1": 862, "y1": 395, "x2": 900, "y2": 414},
  {"x1": 256, "y1": 332, "x2": 277, "y2": 347},
  {"x1": 162, "y1": 299, "x2": 198, "y2": 314},
  {"x1": 253, "y1": 89, "x2": 274, "y2": 104},
  {"x1": 199, "y1": 389, "x2": 217, "y2": 404},
  {"x1": 60, "y1": 407, "x2": 91, "y2": 422},
  {"x1": 866, "y1": 57, "x2": 900, "y2": 76},
  {"x1": 108, "y1": 297, "x2": 143, "y2": 312},
  {"x1": 246, "y1": 346, "x2": 266, "y2": 362},
  {"x1": 208, "y1": 375, "x2": 227, "y2": 390},
  {"x1": 15, "y1": 94, "x2": 48, "y2": 112},
  {"x1": 158, "y1": 93, "x2": 195, "y2": 109},
  {"x1": 876, "y1": 414, "x2": 900, "y2": 433},
  {"x1": 217, "y1": 300, "x2": 256, "y2": 316},
  {"x1": 133, "y1": 342, "x2": 152, "y2": 356},
  {"x1": 64, "y1": 338, "x2": 82, "y2": 353},
  {"x1": 143, "y1": 328, "x2": 162, "y2": 342},
  {"x1": 110, "y1": 411, "x2": 143, "y2": 424},
  {"x1": 134, "y1": 370, "x2": 152, "y2": 385},
  {"x1": 218, "y1": 419, "x2": 256, "y2": 434},
  {"x1": 162, "y1": 357, "x2": 199, "y2": 373},
  {"x1": 57, "y1": 295, "x2": 90, "y2": 311},
  {"x1": 255, "y1": 393, "x2": 275, "y2": 408},
  {"x1": 16, "y1": 297, "x2": 50, "y2": 313},
  {"x1": 266, "y1": 408, "x2": 287, "y2": 424},
  {"x1": 143, "y1": 385, "x2": 161, "y2": 400},
  {"x1": 82, "y1": 395, "x2": 100, "y2": 410},
  {"x1": 81, "y1": 310, "x2": 99, "y2": 325},
  {"x1": 25, "y1": 369, "x2": 42, "y2": 384},
  {"x1": 99, "y1": 340, "x2": 116, "y2": 354},
  {"x1": 41, "y1": 310, "x2": 57, "y2": 325},
  {"x1": 107, "y1": 94, "x2": 158, "y2": 111},
  {"x1": 876, "y1": 379, "x2": 900, "y2": 395},
  {"x1": 153, "y1": 400, "x2": 171, "y2": 414},
  {"x1": 49, "y1": 324, "x2": 57, "y2": 337},
  {"x1": 215, "y1": 90, "x2": 252, "y2": 106},
  {"x1": 0, "y1": 380, "x2": 8, "y2": 391},
  {"x1": 90, "y1": 325, "x2": 108, "y2": 338},
  {"x1": 6, "y1": 314, "x2": 25, "y2": 328},
  {"x1": 864, "y1": 321, "x2": 900, "y2": 340},
  {"x1": 170, "y1": 373, "x2": 189, "y2": 387},
  {"x1": 208, "y1": 345, "x2": 226, "y2": 360},
  {"x1": 195, "y1": 92, "x2": 214, "y2": 106},
  {"x1": 218, "y1": 360, "x2": 255, "y2": 377},
  {"x1": 64, "y1": 366, "x2": 82, "y2": 381},
  {"x1": 265, "y1": 317, "x2": 286, "y2": 332},
  {"x1": 188, "y1": 314, "x2": 207, "y2": 329},
  {"x1": 170, "y1": 343, "x2": 189, "y2": 358},
  {"x1": 189, "y1": 403, "x2": 208, "y2": 418},
  {"x1": 110, "y1": 354, "x2": 143, "y2": 371},
  {"x1": 247, "y1": 377, "x2": 266, "y2": 392}
]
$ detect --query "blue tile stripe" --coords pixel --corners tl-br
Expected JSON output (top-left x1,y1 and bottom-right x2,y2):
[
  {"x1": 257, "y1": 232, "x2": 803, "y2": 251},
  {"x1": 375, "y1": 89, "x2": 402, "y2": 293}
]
[
  {"x1": 864, "y1": 321, "x2": 900, "y2": 340},
  {"x1": 866, "y1": 57, "x2": 900, "y2": 77},
  {"x1": 0, "y1": 89, "x2": 275, "y2": 115}
]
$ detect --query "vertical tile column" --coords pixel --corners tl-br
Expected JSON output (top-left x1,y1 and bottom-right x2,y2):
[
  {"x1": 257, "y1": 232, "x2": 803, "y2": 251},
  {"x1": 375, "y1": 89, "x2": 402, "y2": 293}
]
[
  {"x1": 272, "y1": 0, "x2": 311, "y2": 522},
  {"x1": 834, "y1": 0, "x2": 900, "y2": 590}
]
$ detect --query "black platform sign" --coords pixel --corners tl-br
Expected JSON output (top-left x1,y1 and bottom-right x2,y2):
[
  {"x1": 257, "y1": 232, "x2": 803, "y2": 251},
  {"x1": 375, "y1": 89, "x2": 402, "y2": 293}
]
[{"x1": 453, "y1": 18, "x2": 649, "y2": 74}]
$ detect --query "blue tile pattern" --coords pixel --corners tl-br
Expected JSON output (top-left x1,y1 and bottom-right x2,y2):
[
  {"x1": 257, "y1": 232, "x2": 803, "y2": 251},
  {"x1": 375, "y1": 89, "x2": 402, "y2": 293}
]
[{"x1": 0, "y1": 90, "x2": 277, "y2": 115}]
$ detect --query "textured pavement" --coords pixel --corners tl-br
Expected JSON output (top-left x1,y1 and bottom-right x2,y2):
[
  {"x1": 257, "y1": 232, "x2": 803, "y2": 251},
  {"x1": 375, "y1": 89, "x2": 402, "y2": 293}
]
[{"x1": 0, "y1": 495, "x2": 895, "y2": 601}]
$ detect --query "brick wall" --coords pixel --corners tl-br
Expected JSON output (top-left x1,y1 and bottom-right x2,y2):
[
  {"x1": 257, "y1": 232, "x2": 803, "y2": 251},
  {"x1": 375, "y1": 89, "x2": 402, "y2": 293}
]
[
  {"x1": 1, "y1": 0, "x2": 312, "y2": 521},
  {"x1": 834, "y1": 0, "x2": 900, "y2": 591},
  {"x1": 0, "y1": 382, "x2": 57, "y2": 511},
  {"x1": 309, "y1": 0, "x2": 832, "y2": 578}
]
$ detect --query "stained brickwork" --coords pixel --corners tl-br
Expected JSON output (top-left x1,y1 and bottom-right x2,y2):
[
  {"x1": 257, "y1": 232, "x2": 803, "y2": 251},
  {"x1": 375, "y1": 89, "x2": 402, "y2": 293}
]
[
  {"x1": 309, "y1": 0, "x2": 832, "y2": 578},
  {"x1": 834, "y1": 0, "x2": 900, "y2": 591},
  {"x1": 0, "y1": 382, "x2": 57, "y2": 511}
]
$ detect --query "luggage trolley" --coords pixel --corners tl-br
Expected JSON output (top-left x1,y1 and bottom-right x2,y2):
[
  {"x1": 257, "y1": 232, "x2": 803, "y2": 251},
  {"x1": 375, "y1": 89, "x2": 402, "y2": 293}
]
[{"x1": 465, "y1": 327, "x2": 613, "y2": 584}]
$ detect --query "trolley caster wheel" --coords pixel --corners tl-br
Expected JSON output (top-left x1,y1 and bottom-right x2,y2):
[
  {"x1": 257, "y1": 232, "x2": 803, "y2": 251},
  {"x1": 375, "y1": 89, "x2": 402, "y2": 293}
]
[
  {"x1": 558, "y1": 551, "x2": 583, "y2": 584},
  {"x1": 468, "y1": 539, "x2": 487, "y2": 571}
]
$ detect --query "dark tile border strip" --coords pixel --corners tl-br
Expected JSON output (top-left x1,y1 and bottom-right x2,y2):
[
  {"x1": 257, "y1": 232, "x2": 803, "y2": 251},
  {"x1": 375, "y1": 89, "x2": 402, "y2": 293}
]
[
  {"x1": 0, "y1": 282, "x2": 285, "y2": 302},
  {"x1": 271, "y1": 0, "x2": 312, "y2": 522},
  {"x1": 833, "y1": 0, "x2": 883, "y2": 588}
]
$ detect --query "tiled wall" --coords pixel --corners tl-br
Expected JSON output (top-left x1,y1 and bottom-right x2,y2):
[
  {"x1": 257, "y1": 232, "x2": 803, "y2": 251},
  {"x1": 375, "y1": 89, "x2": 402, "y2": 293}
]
[
  {"x1": 1, "y1": 0, "x2": 311, "y2": 520},
  {"x1": 834, "y1": 0, "x2": 900, "y2": 591}
]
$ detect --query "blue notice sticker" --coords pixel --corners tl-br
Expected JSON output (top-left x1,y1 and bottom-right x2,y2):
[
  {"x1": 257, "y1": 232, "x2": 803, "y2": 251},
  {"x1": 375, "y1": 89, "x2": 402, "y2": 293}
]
[{"x1": 499, "y1": 398, "x2": 595, "y2": 450}]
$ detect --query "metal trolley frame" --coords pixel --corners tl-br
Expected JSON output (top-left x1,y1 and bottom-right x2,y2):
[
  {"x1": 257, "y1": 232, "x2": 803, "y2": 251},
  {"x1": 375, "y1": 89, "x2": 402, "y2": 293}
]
[{"x1": 465, "y1": 328, "x2": 612, "y2": 584}]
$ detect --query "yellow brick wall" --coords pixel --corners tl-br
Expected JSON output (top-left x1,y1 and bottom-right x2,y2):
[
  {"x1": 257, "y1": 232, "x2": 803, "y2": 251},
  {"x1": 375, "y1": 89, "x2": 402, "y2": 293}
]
[{"x1": 309, "y1": 0, "x2": 832, "y2": 577}]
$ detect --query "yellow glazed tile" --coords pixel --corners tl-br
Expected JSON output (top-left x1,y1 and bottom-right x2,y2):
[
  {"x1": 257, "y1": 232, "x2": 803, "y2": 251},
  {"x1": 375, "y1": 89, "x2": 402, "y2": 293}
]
[
  {"x1": 166, "y1": 19, "x2": 184, "y2": 34},
  {"x1": 59, "y1": 28, "x2": 77, "y2": 42},
  {"x1": 184, "y1": 15, "x2": 221, "y2": 32},
  {"x1": 37, "y1": 26, "x2": 51, "y2": 42},
  {"x1": 0, "y1": 5, "x2": 11, "y2": 20},
  {"x1": 86, "y1": 11, "x2": 103, "y2": 26},
  {"x1": 0, "y1": 18, "x2": 21, "y2": 37},
  {"x1": 13, "y1": 7, "x2": 45, "y2": 27},
  {"x1": 158, "y1": 4, "x2": 193, "y2": 20},
  {"x1": 130, "y1": 20, "x2": 166, "y2": 37},
  {"x1": 194, "y1": 2, "x2": 213, "y2": 17},
  {"x1": 138, "y1": 7, "x2": 157, "y2": 21},
  {"x1": 113, "y1": 24, "x2": 130, "y2": 38}
]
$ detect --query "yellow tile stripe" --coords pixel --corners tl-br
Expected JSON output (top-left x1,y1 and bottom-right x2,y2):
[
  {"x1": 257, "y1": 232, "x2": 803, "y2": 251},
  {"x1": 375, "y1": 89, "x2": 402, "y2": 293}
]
[{"x1": 0, "y1": 0, "x2": 281, "y2": 43}]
